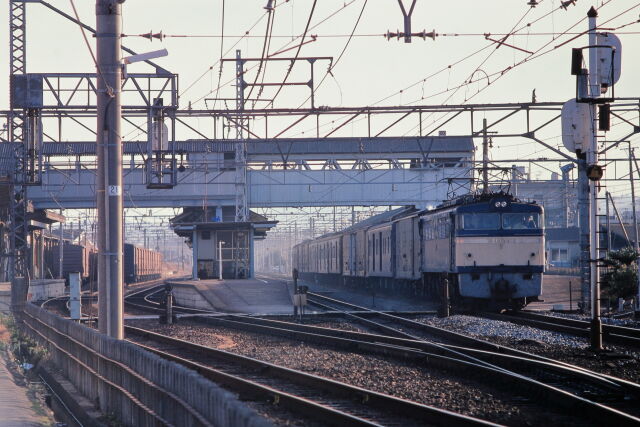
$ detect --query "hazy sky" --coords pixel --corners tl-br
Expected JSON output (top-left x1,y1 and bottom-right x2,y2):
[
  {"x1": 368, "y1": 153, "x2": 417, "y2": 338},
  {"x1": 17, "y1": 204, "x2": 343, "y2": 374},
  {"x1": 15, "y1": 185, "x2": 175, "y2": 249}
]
[{"x1": 1, "y1": 0, "x2": 639, "y2": 192}]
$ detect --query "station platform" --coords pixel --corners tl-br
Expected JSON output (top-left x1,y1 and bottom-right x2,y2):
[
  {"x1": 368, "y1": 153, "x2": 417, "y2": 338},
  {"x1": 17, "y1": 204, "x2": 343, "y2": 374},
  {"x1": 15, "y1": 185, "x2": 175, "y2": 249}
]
[
  {"x1": 167, "y1": 277, "x2": 294, "y2": 315},
  {"x1": 300, "y1": 279, "x2": 440, "y2": 312}
]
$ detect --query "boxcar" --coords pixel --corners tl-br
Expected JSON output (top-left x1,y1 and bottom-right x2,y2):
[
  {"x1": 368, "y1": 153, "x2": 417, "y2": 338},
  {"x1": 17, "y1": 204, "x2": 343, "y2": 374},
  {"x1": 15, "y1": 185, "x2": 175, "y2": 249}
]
[
  {"x1": 124, "y1": 243, "x2": 163, "y2": 283},
  {"x1": 43, "y1": 238, "x2": 96, "y2": 283}
]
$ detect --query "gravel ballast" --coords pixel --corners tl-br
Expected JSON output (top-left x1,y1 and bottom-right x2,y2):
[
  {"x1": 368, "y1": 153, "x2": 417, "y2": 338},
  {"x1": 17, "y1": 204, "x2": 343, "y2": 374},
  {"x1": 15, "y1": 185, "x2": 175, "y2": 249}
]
[
  {"x1": 416, "y1": 314, "x2": 640, "y2": 384},
  {"x1": 127, "y1": 319, "x2": 598, "y2": 426}
]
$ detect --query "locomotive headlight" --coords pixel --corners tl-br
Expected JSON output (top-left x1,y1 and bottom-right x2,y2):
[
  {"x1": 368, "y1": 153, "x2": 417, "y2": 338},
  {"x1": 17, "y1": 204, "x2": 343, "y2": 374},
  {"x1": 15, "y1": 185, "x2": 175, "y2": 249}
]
[
  {"x1": 500, "y1": 201, "x2": 507, "y2": 207},
  {"x1": 494, "y1": 202, "x2": 500, "y2": 208}
]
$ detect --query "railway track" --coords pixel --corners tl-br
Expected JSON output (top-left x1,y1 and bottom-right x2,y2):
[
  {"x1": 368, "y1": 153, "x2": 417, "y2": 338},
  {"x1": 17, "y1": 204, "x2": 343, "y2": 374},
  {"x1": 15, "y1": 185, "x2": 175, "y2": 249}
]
[
  {"x1": 123, "y1": 284, "x2": 214, "y2": 315},
  {"x1": 297, "y1": 292, "x2": 640, "y2": 423},
  {"x1": 479, "y1": 310, "x2": 640, "y2": 348},
  {"x1": 171, "y1": 312, "x2": 640, "y2": 423},
  {"x1": 125, "y1": 325, "x2": 495, "y2": 426},
  {"x1": 39, "y1": 283, "x2": 640, "y2": 424},
  {"x1": 38, "y1": 281, "x2": 211, "y2": 319},
  {"x1": 118, "y1": 288, "x2": 640, "y2": 424}
]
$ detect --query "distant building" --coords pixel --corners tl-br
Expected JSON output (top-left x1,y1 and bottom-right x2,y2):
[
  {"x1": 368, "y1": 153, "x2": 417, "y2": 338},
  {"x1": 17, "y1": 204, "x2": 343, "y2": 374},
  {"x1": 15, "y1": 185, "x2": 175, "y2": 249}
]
[
  {"x1": 545, "y1": 227, "x2": 580, "y2": 268},
  {"x1": 505, "y1": 164, "x2": 577, "y2": 229},
  {"x1": 544, "y1": 223, "x2": 636, "y2": 272}
]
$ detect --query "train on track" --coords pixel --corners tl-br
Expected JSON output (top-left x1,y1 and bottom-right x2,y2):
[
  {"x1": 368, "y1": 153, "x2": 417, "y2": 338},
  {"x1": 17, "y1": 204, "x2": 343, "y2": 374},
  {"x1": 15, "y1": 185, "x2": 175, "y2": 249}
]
[
  {"x1": 293, "y1": 192, "x2": 545, "y2": 309},
  {"x1": 43, "y1": 238, "x2": 164, "y2": 285},
  {"x1": 124, "y1": 243, "x2": 164, "y2": 283}
]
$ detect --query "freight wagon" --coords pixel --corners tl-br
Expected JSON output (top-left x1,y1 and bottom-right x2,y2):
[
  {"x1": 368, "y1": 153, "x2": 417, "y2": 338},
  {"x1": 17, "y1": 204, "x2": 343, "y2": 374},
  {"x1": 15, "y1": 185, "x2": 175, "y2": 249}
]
[
  {"x1": 43, "y1": 237, "x2": 97, "y2": 284},
  {"x1": 124, "y1": 243, "x2": 163, "y2": 283}
]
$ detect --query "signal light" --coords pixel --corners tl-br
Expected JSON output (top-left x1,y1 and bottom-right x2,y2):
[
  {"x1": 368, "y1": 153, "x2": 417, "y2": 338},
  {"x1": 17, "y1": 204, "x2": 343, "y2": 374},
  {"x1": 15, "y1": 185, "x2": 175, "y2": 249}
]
[
  {"x1": 571, "y1": 48, "x2": 583, "y2": 76},
  {"x1": 598, "y1": 104, "x2": 611, "y2": 131},
  {"x1": 587, "y1": 164, "x2": 604, "y2": 181}
]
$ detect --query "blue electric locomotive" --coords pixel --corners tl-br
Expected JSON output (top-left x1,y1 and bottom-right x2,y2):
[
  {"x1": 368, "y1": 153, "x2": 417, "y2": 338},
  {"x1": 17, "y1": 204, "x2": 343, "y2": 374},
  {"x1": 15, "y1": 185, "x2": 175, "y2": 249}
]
[
  {"x1": 293, "y1": 192, "x2": 545, "y2": 309},
  {"x1": 424, "y1": 193, "x2": 544, "y2": 308}
]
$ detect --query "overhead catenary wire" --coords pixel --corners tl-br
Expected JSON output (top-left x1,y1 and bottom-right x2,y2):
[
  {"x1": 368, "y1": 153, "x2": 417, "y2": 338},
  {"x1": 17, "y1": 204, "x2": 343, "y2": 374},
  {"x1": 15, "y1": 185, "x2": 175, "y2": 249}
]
[
  {"x1": 287, "y1": 1, "x2": 559, "y2": 138},
  {"x1": 404, "y1": 0, "x2": 620, "y2": 138},
  {"x1": 187, "y1": 0, "x2": 357, "y2": 107},
  {"x1": 406, "y1": 4, "x2": 540, "y2": 136},
  {"x1": 246, "y1": 1, "x2": 278, "y2": 107},
  {"x1": 296, "y1": 0, "x2": 368, "y2": 109},
  {"x1": 267, "y1": 0, "x2": 318, "y2": 108},
  {"x1": 68, "y1": 0, "x2": 113, "y2": 97},
  {"x1": 180, "y1": 6, "x2": 269, "y2": 100},
  {"x1": 211, "y1": 0, "x2": 226, "y2": 110},
  {"x1": 91, "y1": 0, "x2": 640, "y2": 191},
  {"x1": 291, "y1": 0, "x2": 625, "y2": 141}
]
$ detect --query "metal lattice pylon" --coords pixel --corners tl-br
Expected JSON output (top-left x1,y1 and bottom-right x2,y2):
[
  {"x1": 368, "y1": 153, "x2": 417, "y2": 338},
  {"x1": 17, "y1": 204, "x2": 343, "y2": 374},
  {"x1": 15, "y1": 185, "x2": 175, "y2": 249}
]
[
  {"x1": 234, "y1": 50, "x2": 249, "y2": 278},
  {"x1": 234, "y1": 50, "x2": 248, "y2": 222},
  {"x1": 8, "y1": 0, "x2": 29, "y2": 296},
  {"x1": 9, "y1": 0, "x2": 25, "y2": 143}
]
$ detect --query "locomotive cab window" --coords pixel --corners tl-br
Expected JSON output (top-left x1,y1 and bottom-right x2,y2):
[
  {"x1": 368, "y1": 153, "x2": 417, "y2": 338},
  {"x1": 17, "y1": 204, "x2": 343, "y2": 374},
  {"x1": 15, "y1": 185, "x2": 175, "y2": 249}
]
[
  {"x1": 502, "y1": 213, "x2": 541, "y2": 230},
  {"x1": 460, "y1": 213, "x2": 500, "y2": 230}
]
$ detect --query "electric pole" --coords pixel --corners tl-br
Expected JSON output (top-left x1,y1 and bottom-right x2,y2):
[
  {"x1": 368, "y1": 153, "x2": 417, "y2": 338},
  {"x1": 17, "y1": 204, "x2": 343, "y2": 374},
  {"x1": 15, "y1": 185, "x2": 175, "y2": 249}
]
[
  {"x1": 631, "y1": 150, "x2": 640, "y2": 315},
  {"x1": 628, "y1": 145, "x2": 639, "y2": 255},
  {"x1": 482, "y1": 118, "x2": 489, "y2": 194},
  {"x1": 96, "y1": 0, "x2": 124, "y2": 340},
  {"x1": 587, "y1": 7, "x2": 602, "y2": 351}
]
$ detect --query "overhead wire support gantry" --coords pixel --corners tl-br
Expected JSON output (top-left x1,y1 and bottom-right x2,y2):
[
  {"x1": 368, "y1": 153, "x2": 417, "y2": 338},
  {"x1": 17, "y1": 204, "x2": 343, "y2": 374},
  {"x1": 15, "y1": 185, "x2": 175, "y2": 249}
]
[{"x1": 8, "y1": 0, "x2": 41, "y2": 315}]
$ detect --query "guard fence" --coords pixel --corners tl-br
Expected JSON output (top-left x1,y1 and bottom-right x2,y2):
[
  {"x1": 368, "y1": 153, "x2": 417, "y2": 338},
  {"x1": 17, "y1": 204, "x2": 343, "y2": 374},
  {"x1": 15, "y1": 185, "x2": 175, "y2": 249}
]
[{"x1": 22, "y1": 303, "x2": 269, "y2": 427}]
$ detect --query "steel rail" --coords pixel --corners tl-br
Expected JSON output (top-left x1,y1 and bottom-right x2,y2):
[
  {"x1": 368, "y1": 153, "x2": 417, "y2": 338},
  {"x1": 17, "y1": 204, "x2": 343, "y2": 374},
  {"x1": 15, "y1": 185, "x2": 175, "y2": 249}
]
[
  {"x1": 217, "y1": 315, "x2": 626, "y2": 393},
  {"x1": 306, "y1": 292, "x2": 517, "y2": 349},
  {"x1": 494, "y1": 310, "x2": 640, "y2": 348},
  {"x1": 124, "y1": 284, "x2": 215, "y2": 315},
  {"x1": 201, "y1": 314, "x2": 633, "y2": 401},
  {"x1": 305, "y1": 292, "x2": 640, "y2": 401},
  {"x1": 128, "y1": 315, "x2": 640, "y2": 425},
  {"x1": 125, "y1": 326, "x2": 496, "y2": 427},
  {"x1": 123, "y1": 294, "x2": 632, "y2": 403},
  {"x1": 123, "y1": 287, "x2": 640, "y2": 403}
]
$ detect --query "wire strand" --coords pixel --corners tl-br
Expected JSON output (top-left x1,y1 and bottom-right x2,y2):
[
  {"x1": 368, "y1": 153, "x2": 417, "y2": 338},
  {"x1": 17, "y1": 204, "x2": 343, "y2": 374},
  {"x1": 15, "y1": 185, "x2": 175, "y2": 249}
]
[{"x1": 69, "y1": 0, "x2": 113, "y2": 97}]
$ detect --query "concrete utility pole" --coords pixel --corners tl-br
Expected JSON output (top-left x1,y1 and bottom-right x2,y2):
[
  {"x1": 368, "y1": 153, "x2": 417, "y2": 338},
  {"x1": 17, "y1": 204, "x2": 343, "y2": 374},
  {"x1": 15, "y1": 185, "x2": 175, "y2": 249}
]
[
  {"x1": 631, "y1": 150, "x2": 640, "y2": 313},
  {"x1": 577, "y1": 120, "x2": 590, "y2": 310},
  {"x1": 587, "y1": 7, "x2": 602, "y2": 350},
  {"x1": 482, "y1": 118, "x2": 489, "y2": 194},
  {"x1": 96, "y1": 0, "x2": 124, "y2": 339},
  {"x1": 218, "y1": 240, "x2": 224, "y2": 280},
  {"x1": 605, "y1": 192, "x2": 612, "y2": 252},
  {"x1": 58, "y1": 216, "x2": 64, "y2": 279},
  {"x1": 628, "y1": 145, "x2": 639, "y2": 253}
]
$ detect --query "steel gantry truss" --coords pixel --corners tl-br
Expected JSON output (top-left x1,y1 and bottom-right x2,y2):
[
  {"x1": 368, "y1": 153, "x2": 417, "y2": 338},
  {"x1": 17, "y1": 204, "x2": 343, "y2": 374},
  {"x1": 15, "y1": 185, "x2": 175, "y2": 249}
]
[
  {"x1": 7, "y1": 0, "x2": 31, "y2": 308},
  {"x1": 9, "y1": 0, "x2": 25, "y2": 140},
  {"x1": 234, "y1": 50, "x2": 248, "y2": 223},
  {"x1": 5, "y1": 97, "x2": 640, "y2": 207}
]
